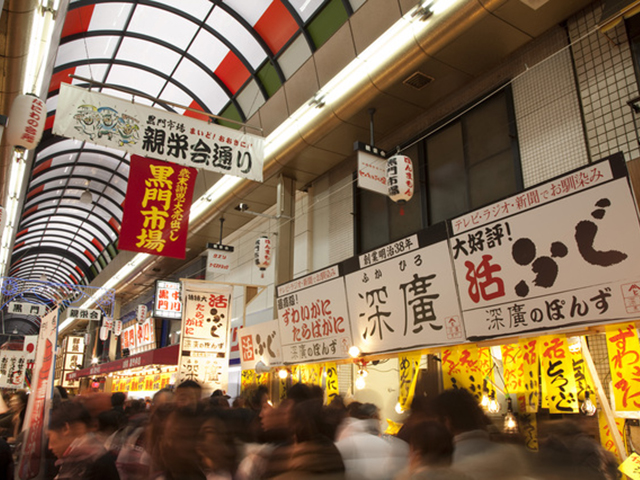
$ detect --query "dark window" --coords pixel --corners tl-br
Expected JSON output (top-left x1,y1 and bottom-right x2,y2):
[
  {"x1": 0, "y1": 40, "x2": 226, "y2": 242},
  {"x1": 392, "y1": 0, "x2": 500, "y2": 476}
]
[{"x1": 355, "y1": 87, "x2": 522, "y2": 254}]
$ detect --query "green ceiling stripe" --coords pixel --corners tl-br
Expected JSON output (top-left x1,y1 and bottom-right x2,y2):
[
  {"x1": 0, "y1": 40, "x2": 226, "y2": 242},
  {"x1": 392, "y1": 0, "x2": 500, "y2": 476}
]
[
  {"x1": 218, "y1": 103, "x2": 243, "y2": 130},
  {"x1": 257, "y1": 61, "x2": 283, "y2": 98},
  {"x1": 307, "y1": 0, "x2": 349, "y2": 49}
]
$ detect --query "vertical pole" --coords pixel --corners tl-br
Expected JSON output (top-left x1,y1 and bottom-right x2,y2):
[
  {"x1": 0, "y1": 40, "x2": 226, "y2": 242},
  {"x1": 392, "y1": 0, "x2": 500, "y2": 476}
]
[
  {"x1": 368, "y1": 108, "x2": 376, "y2": 147},
  {"x1": 273, "y1": 175, "x2": 295, "y2": 319},
  {"x1": 580, "y1": 337, "x2": 627, "y2": 461}
]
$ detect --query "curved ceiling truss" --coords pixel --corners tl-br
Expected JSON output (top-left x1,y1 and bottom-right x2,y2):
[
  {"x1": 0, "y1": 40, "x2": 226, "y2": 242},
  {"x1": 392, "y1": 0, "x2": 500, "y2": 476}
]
[{"x1": 11, "y1": 0, "x2": 357, "y2": 294}]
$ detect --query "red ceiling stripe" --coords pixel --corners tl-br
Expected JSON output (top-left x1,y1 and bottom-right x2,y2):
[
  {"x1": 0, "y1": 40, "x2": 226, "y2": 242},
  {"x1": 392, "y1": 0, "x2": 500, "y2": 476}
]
[
  {"x1": 69, "y1": 273, "x2": 78, "y2": 284},
  {"x1": 108, "y1": 217, "x2": 121, "y2": 233},
  {"x1": 62, "y1": 5, "x2": 95, "y2": 38},
  {"x1": 32, "y1": 159, "x2": 52, "y2": 177},
  {"x1": 75, "y1": 266, "x2": 84, "y2": 277},
  {"x1": 254, "y1": 0, "x2": 298, "y2": 55},
  {"x1": 22, "y1": 205, "x2": 38, "y2": 218},
  {"x1": 45, "y1": 115, "x2": 55, "y2": 132},
  {"x1": 14, "y1": 241, "x2": 25, "y2": 250},
  {"x1": 91, "y1": 238, "x2": 104, "y2": 251},
  {"x1": 15, "y1": 228, "x2": 29, "y2": 238},
  {"x1": 215, "y1": 52, "x2": 250, "y2": 95},
  {"x1": 84, "y1": 250, "x2": 96, "y2": 262},
  {"x1": 183, "y1": 100, "x2": 211, "y2": 122},
  {"x1": 49, "y1": 67, "x2": 76, "y2": 93},
  {"x1": 27, "y1": 184, "x2": 45, "y2": 200}
]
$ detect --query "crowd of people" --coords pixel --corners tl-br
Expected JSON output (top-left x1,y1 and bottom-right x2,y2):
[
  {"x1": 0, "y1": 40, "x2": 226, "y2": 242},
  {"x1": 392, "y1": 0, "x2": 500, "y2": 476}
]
[{"x1": 0, "y1": 382, "x2": 622, "y2": 480}]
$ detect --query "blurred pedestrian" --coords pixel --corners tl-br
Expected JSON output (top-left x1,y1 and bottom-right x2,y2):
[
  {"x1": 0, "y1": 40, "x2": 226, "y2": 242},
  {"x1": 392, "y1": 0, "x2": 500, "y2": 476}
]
[{"x1": 47, "y1": 400, "x2": 119, "y2": 480}]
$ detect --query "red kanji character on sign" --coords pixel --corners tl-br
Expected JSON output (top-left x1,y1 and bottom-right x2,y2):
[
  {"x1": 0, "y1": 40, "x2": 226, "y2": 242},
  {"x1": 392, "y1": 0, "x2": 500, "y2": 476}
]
[{"x1": 464, "y1": 255, "x2": 505, "y2": 303}]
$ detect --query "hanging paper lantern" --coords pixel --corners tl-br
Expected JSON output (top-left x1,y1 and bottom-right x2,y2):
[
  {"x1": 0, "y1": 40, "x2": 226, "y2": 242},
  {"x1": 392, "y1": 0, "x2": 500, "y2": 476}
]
[
  {"x1": 99, "y1": 326, "x2": 109, "y2": 341},
  {"x1": 386, "y1": 154, "x2": 414, "y2": 208},
  {"x1": 103, "y1": 317, "x2": 113, "y2": 330},
  {"x1": 136, "y1": 304, "x2": 148, "y2": 324},
  {"x1": 5, "y1": 94, "x2": 45, "y2": 150},
  {"x1": 112, "y1": 320, "x2": 123, "y2": 337},
  {"x1": 254, "y1": 235, "x2": 272, "y2": 278}
]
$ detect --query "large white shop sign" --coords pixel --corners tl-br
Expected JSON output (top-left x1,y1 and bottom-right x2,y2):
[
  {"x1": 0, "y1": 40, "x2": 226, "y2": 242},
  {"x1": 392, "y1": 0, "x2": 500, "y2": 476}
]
[{"x1": 450, "y1": 154, "x2": 640, "y2": 340}]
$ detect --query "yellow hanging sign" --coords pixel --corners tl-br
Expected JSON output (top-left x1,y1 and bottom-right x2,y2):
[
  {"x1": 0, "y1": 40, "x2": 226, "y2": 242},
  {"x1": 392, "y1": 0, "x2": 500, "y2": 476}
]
[
  {"x1": 516, "y1": 394, "x2": 538, "y2": 451},
  {"x1": 598, "y1": 409, "x2": 627, "y2": 462},
  {"x1": 385, "y1": 418, "x2": 403, "y2": 436},
  {"x1": 520, "y1": 338, "x2": 540, "y2": 413},
  {"x1": 398, "y1": 351, "x2": 421, "y2": 411},
  {"x1": 619, "y1": 452, "x2": 640, "y2": 480},
  {"x1": 291, "y1": 365, "x2": 300, "y2": 384},
  {"x1": 570, "y1": 341, "x2": 597, "y2": 408},
  {"x1": 241, "y1": 369, "x2": 256, "y2": 392},
  {"x1": 279, "y1": 375, "x2": 287, "y2": 402},
  {"x1": 606, "y1": 323, "x2": 640, "y2": 411},
  {"x1": 539, "y1": 334, "x2": 578, "y2": 413},
  {"x1": 308, "y1": 364, "x2": 323, "y2": 386},
  {"x1": 325, "y1": 362, "x2": 339, "y2": 404},
  {"x1": 442, "y1": 345, "x2": 493, "y2": 402},
  {"x1": 257, "y1": 372, "x2": 270, "y2": 387},
  {"x1": 501, "y1": 343, "x2": 523, "y2": 395}
]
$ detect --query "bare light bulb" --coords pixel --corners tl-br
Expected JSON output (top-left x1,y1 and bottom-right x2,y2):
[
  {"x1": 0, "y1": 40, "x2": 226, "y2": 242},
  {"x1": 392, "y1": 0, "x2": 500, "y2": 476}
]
[
  {"x1": 355, "y1": 375, "x2": 366, "y2": 390},
  {"x1": 580, "y1": 391, "x2": 597, "y2": 416},
  {"x1": 278, "y1": 369, "x2": 288, "y2": 380},
  {"x1": 349, "y1": 346, "x2": 361, "y2": 358},
  {"x1": 487, "y1": 394, "x2": 501, "y2": 414},
  {"x1": 395, "y1": 402, "x2": 404, "y2": 414}
]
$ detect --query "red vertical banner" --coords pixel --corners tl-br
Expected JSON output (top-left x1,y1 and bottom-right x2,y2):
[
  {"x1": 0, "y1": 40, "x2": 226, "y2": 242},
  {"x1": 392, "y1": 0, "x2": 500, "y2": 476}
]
[{"x1": 119, "y1": 155, "x2": 197, "y2": 258}]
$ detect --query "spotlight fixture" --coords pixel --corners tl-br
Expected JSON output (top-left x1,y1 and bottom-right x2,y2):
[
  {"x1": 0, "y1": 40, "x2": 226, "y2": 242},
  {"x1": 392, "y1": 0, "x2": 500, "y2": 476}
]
[
  {"x1": 235, "y1": 203, "x2": 249, "y2": 212},
  {"x1": 349, "y1": 346, "x2": 361, "y2": 358}
]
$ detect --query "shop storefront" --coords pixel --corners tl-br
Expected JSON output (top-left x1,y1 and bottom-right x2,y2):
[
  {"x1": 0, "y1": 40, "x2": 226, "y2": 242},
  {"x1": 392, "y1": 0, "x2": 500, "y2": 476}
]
[{"x1": 66, "y1": 344, "x2": 179, "y2": 398}]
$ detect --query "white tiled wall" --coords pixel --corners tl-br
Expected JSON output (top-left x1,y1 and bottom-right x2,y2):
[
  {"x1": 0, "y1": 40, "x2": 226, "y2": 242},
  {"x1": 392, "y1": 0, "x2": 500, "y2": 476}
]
[
  {"x1": 568, "y1": 1, "x2": 640, "y2": 162},
  {"x1": 512, "y1": 47, "x2": 590, "y2": 188}
]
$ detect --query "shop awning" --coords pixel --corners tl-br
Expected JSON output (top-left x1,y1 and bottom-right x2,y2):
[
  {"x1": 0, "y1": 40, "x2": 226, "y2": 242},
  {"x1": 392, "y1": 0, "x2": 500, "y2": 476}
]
[{"x1": 67, "y1": 344, "x2": 179, "y2": 381}]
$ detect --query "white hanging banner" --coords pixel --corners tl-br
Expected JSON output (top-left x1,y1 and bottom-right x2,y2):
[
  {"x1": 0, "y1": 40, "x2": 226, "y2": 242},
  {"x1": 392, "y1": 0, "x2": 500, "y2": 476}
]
[
  {"x1": 207, "y1": 248, "x2": 232, "y2": 275},
  {"x1": 178, "y1": 280, "x2": 232, "y2": 396},
  {"x1": 18, "y1": 307, "x2": 59, "y2": 480},
  {"x1": 53, "y1": 84, "x2": 264, "y2": 182},
  {"x1": 0, "y1": 351, "x2": 27, "y2": 389},
  {"x1": 0, "y1": 205, "x2": 6, "y2": 237}
]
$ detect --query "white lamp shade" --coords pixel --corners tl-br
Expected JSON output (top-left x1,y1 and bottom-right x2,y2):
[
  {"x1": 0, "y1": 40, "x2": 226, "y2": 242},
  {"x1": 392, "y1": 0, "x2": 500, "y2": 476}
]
[
  {"x1": 99, "y1": 326, "x2": 109, "y2": 341},
  {"x1": 6, "y1": 94, "x2": 46, "y2": 150},
  {"x1": 254, "y1": 235, "x2": 272, "y2": 271},
  {"x1": 386, "y1": 154, "x2": 414, "y2": 204},
  {"x1": 112, "y1": 320, "x2": 123, "y2": 336}
]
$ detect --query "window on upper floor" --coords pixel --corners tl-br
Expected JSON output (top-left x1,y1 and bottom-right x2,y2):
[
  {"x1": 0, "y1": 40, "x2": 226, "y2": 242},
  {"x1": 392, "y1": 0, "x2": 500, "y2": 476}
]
[{"x1": 355, "y1": 86, "x2": 523, "y2": 254}]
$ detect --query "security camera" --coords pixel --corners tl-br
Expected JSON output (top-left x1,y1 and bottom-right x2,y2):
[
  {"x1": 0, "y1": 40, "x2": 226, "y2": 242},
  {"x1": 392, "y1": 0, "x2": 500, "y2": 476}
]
[{"x1": 235, "y1": 203, "x2": 249, "y2": 212}]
